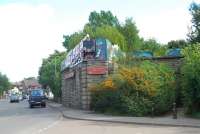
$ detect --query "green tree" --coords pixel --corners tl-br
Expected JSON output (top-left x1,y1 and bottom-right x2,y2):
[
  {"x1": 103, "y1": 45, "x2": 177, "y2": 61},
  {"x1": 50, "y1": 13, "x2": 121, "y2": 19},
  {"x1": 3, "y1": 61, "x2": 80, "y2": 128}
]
[
  {"x1": 140, "y1": 39, "x2": 167, "y2": 56},
  {"x1": 63, "y1": 10, "x2": 120, "y2": 52},
  {"x1": 88, "y1": 10, "x2": 119, "y2": 28},
  {"x1": 0, "y1": 73, "x2": 10, "y2": 97},
  {"x1": 118, "y1": 18, "x2": 141, "y2": 52},
  {"x1": 181, "y1": 44, "x2": 200, "y2": 114},
  {"x1": 83, "y1": 10, "x2": 126, "y2": 49},
  {"x1": 167, "y1": 40, "x2": 188, "y2": 49},
  {"x1": 84, "y1": 25, "x2": 126, "y2": 50},
  {"x1": 141, "y1": 39, "x2": 160, "y2": 51},
  {"x1": 38, "y1": 51, "x2": 66, "y2": 99},
  {"x1": 63, "y1": 11, "x2": 143, "y2": 53},
  {"x1": 63, "y1": 32, "x2": 85, "y2": 51},
  {"x1": 188, "y1": 2, "x2": 200, "y2": 43}
]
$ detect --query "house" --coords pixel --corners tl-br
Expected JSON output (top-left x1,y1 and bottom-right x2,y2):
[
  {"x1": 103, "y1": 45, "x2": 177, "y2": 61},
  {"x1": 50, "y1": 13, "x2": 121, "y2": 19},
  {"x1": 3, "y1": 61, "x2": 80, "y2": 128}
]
[{"x1": 21, "y1": 77, "x2": 41, "y2": 93}]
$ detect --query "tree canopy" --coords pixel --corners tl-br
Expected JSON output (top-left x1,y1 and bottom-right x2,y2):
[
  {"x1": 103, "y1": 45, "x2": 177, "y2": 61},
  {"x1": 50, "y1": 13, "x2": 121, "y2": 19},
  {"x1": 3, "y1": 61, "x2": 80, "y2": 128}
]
[
  {"x1": 181, "y1": 44, "x2": 200, "y2": 114},
  {"x1": 188, "y1": 2, "x2": 200, "y2": 43},
  {"x1": 167, "y1": 40, "x2": 188, "y2": 49},
  {"x1": 88, "y1": 10, "x2": 119, "y2": 28},
  {"x1": 63, "y1": 32, "x2": 85, "y2": 52},
  {"x1": 63, "y1": 10, "x2": 120, "y2": 51},
  {"x1": 140, "y1": 39, "x2": 166, "y2": 56},
  {"x1": 38, "y1": 51, "x2": 66, "y2": 98},
  {"x1": 118, "y1": 18, "x2": 141, "y2": 52},
  {"x1": 63, "y1": 10, "x2": 144, "y2": 53},
  {"x1": 84, "y1": 24, "x2": 126, "y2": 50},
  {"x1": 0, "y1": 73, "x2": 10, "y2": 95}
]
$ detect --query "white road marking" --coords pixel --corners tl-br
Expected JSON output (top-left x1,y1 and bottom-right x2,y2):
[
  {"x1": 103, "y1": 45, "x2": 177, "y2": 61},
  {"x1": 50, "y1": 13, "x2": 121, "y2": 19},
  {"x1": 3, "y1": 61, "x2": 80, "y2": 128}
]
[{"x1": 32, "y1": 114, "x2": 63, "y2": 134}]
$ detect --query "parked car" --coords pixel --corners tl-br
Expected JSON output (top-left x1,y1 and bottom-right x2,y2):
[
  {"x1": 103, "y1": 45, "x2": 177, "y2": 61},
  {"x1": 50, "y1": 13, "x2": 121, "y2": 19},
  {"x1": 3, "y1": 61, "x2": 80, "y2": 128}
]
[
  {"x1": 22, "y1": 94, "x2": 28, "y2": 99},
  {"x1": 47, "y1": 91, "x2": 54, "y2": 100},
  {"x1": 10, "y1": 93, "x2": 20, "y2": 103},
  {"x1": 19, "y1": 94, "x2": 23, "y2": 101},
  {"x1": 28, "y1": 89, "x2": 46, "y2": 108}
]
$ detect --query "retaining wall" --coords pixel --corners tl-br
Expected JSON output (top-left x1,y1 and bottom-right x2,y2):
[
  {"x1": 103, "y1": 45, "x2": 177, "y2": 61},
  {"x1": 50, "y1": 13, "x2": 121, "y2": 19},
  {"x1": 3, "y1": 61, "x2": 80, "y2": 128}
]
[
  {"x1": 61, "y1": 60, "x2": 108, "y2": 110},
  {"x1": 61, "y1": 56, "x2": 183, "y2": 110}
]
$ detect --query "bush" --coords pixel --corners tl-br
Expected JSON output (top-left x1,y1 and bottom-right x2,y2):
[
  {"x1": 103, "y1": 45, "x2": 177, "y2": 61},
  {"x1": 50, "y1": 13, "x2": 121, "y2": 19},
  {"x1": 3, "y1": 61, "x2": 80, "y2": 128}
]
[
  {"x1": 181, "y1": 44, "x2": 200, "y2": 114},
  {"x1": 90, "y1": 61, "x2": 175, "y2": 116},
  {"x1": 140, "y1": 62, "x2": 176, "y2": 114}
]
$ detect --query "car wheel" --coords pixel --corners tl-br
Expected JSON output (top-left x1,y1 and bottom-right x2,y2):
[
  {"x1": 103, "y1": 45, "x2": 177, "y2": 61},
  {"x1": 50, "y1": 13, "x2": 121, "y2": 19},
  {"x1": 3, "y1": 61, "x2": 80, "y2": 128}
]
[
  {"x1": 41, "y1": 103, "x2": 46, "y2": 108},
  {"x1": 29, "y1": 104, "x2": 33, "y2": 108}
]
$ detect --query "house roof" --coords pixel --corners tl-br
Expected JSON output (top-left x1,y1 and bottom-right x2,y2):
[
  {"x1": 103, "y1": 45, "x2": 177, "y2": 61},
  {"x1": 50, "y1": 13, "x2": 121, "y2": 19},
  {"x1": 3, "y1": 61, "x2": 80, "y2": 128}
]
[{"x1": 22, "y1": 78, "x2": 41, "y2": 88}]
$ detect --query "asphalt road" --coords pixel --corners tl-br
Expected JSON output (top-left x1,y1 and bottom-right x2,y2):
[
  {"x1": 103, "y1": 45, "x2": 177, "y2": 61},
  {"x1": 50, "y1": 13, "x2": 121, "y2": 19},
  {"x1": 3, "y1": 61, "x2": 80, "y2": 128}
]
[
  {"x1": 0, "y1": 99, "x2": 61, "y2": 134},
  {"x1": 0, "y1": 99, "x2": 200, "y2": 134}
]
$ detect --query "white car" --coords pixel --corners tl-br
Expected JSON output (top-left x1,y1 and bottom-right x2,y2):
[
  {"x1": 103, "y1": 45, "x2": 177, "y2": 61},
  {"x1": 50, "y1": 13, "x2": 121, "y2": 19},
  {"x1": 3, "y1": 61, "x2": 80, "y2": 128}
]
[
  {"x1": 47, "y1": 92, "x2": 54, "y2": 100},
  {"x1": 10, "y1": 94, "x2": 20, "y2": 103},
  {"x1": 19, "y1": 94, "x2": 23, "y2": 100}
]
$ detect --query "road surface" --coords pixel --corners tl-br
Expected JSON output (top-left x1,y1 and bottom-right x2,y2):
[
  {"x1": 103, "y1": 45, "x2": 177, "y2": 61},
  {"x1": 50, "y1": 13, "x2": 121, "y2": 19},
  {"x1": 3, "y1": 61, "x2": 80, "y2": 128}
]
[{"x1": 0, "y1": 99, "x2": 199, "y2": 134}]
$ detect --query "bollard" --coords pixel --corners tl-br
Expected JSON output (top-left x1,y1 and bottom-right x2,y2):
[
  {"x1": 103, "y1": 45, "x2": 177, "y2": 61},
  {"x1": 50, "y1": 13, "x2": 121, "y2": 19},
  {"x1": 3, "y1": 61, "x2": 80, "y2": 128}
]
[
  {"x1": 151, "y1": 107, "x2": 154, "y2": 118},
  {"x1": 173, "y1": 102, "x2": 177, "y2": 119}
]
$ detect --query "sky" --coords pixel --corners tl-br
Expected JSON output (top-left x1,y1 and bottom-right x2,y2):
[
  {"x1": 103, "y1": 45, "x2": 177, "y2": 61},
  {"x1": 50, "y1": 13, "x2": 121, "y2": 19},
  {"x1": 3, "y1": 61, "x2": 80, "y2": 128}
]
[{"x1": 0, "y1": 0, "x2": 199, "y2": 82}]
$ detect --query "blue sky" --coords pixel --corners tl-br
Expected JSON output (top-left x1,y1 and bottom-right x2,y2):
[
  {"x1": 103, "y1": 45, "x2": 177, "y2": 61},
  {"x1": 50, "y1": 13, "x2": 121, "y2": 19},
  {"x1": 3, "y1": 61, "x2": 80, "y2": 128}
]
[{"x1": 0, "y1": 0, "x2": 198, "y2": 81}]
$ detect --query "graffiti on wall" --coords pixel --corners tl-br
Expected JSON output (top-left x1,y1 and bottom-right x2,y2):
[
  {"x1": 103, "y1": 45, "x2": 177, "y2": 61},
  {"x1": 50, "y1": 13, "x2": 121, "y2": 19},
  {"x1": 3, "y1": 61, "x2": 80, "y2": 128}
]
[{"x1": 61, "y1": 36, "x2": 123, "y2": 71}]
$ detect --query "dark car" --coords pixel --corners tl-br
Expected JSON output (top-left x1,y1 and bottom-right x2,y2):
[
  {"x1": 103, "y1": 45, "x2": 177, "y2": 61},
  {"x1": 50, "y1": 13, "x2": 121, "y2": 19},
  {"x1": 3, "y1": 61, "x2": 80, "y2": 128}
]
[
  {"x1": 28, "y1": 89, "x2": 46, "y2": 108},
  {"x1": 22, "y1": 94, "x2": 27, "y2": 99}
]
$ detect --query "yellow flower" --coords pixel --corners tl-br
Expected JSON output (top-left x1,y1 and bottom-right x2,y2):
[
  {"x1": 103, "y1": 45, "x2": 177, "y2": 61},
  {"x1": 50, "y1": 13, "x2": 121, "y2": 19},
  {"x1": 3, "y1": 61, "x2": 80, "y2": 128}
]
[{"x1": 102, "y1": 77, "x2": 116, "y2": 90}]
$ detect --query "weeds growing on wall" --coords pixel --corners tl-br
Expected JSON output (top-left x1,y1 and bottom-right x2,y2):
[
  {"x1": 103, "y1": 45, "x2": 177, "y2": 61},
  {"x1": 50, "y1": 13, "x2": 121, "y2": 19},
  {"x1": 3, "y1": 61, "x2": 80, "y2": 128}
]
[{"x1": 90, "y1": 61, "x2": 175, "y2": 116}]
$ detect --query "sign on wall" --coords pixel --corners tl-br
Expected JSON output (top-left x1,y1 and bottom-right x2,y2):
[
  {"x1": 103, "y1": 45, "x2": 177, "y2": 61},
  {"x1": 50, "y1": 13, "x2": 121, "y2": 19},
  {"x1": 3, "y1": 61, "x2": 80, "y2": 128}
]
[
  {"x1": 64, "y1": 72, "x2": 74, "y2": 79},
  {"x1": 87, "y1": 66, "x2": 107, "y2": 75}
]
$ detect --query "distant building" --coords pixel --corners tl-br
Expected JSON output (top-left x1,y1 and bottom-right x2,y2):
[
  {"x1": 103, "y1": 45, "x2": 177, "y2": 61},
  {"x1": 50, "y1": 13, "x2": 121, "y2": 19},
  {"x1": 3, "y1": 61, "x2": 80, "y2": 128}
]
[
  {"x1": 12, "y1": 82, "x2": 23, "y2": 91},
  {"x1": 12, "y1": 77, "x2": 41, "y2": 94},
  {"x1": 21, "y1": 77, "x2": 41, "y2": 93}
]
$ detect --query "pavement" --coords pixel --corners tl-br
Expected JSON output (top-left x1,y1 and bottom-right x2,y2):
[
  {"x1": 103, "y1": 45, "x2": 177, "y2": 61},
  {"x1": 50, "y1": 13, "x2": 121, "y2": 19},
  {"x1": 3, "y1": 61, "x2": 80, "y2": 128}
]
[{"x1": 47, "y1": 101, "x2": 200, "y2": 128}]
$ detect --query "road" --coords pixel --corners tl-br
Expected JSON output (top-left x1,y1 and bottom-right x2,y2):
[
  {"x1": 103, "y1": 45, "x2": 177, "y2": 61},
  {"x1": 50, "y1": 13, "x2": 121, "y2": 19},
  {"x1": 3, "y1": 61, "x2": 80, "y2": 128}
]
[
  {"x1": 0, "y1": 99, "x2": 200, "y2": 134},
  {"x1": 0, "y1": 99, "x2": 61, "y2": 134}
]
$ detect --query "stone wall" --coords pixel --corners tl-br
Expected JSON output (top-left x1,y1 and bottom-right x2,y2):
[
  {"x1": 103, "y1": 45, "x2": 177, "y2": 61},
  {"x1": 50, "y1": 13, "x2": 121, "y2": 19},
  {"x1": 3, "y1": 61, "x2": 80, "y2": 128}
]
[
  {"x1": 62, "y1": 60, "x2": 108, "y2": 110},
  {"x1": 144, "y1": 56, "x2": 184, "y2": 72},
  {"x1": 61, "y1": 56, "x2": 184, "y2": 110}
]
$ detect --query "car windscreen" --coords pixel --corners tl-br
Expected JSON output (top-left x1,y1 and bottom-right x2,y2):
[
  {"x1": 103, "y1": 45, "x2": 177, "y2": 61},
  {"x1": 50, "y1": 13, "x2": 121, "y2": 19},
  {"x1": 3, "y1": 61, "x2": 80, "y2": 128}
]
[
  {"x1": 31, "y1": 90, "x2": 44, "y2": 96},
  {"x1": 11, "y1": 93, "x2": 18, "y2": 96}
]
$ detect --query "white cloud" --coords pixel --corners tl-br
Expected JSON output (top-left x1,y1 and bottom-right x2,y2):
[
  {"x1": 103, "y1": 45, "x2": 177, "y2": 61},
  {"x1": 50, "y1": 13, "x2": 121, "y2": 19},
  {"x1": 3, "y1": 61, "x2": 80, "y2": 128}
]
[
  {"x1": 0, "y1": 1, "x2": 195, "y2": 82},
  {"x1": 0, "y1": 4, "x2": 65, "y2": 82},
  {"x1": 136, "y1": 7, "x2": 191, "y2": 43}
]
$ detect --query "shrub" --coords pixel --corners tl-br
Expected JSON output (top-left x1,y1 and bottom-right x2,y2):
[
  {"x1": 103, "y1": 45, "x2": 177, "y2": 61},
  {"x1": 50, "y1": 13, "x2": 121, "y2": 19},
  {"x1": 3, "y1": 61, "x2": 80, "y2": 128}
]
[
  {"x1": 140, "y1": 62, "x2": 176, "y2": 114},
  {"x1": 90, "y1": 61, "x2": 175, "y2": 116},
  {"x1": 181, "y1": 44, "x2": 200, "y2": 114}
]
